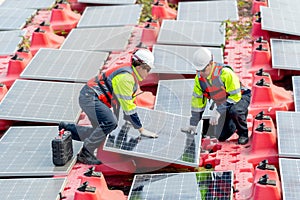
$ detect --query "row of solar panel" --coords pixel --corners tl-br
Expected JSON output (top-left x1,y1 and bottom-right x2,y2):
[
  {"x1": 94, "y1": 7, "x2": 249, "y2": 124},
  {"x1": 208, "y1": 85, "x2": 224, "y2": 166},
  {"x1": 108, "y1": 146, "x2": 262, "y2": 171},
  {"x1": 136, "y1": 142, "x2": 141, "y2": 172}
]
[
  {"x1": 0, "y1": 1, "x2": 235, "y2": 199},
  {"x1": 1, "y1": 0, "x2": 300, "y2": 199},
  {"x1": 256, "y1": 1, "x2": 300, "y2": 199}
]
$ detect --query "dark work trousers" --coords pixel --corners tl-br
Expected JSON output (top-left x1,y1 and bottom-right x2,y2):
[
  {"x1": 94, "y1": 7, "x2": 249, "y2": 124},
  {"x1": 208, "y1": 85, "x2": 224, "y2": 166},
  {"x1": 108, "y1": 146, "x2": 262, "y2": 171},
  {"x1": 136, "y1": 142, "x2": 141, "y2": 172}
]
[
  {"x1": 210, "y1": 92, "x2": 251, "y2": 141},
  {"x1": 74, "y1": 85, "x2": 118, "y2": 153}
]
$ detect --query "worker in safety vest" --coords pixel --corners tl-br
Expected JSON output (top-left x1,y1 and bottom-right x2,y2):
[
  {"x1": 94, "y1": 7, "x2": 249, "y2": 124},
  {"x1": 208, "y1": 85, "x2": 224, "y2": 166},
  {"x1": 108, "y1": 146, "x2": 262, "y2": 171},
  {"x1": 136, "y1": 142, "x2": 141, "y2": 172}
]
[
  {"x1": 181, "y1": 47, "x2": 251, "y2": 145},
  {"x1": 59, "y1": 48, "x2": 158, "y2": 165}
]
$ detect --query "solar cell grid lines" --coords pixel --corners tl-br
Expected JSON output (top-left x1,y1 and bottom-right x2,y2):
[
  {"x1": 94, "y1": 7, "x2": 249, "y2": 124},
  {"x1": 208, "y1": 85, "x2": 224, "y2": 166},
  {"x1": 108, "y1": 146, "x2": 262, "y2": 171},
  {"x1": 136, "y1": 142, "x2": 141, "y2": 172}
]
[
  {"x1": 279, "y1": 158, "x2": 300, "y2": 200},
  {"x1": 268, "y1": 0, "x2": 300, "y2": 10},
  {"x1": 270, "y1": 39, "x2": 300, "y2": 70},
  {"x1": 276, "y1": 111, "x2": 300, "y2": 158},
  {"x1": 0, "y1": 0, "x2": 56, "y2": 9},
  {"x1": 155, "y1": 79, "x2": 212, "y2": 119},
  {"x1": 0, "y1": 126, "x2": 82, "y2": 177},
  {"x1": 78, "y1": 0, "x2": 136, "y2": 4},
  {"x1": 60, "y1": 26, "x2": 133, "y2": 52},
  {"x1": 157, "y1": 20, "x2": 226, "y2": 47},
  {"x1": 0, "y1": 30, "x2": 27, "y2": 55},
  {"x1": 128, "y1": 171, "x2": 234, "y2": 200},
  {"x1": 152, "y1": 44, "x2": 223, "y2": 74},
  {"x1": 104, "y1": 107, "x2": 201, "y2": 168},
  {"x1": 0, "y1": 79, "x2": 84, "y2": 123},
  {"x1": 20, "y1": 48, "x2": 109, "y2": 82},
  {"x1": 0, "y1": 178, "x2": 66, "y2": 200},
  {"x1": 293, "y1": 76, "x2": 300, "y2": 111},
  {"x1": 0, "y1": 8, "x2": 36, "y2": 30},
  {"x1": 177, "y1": 1, "x2": 238, "y2": 22},
  {"x1": 77, "y1": 5, "x2": 142, "y2": 28},
  {"x1": 261, "y1": 6, "x2": 300, "y2": 36}
]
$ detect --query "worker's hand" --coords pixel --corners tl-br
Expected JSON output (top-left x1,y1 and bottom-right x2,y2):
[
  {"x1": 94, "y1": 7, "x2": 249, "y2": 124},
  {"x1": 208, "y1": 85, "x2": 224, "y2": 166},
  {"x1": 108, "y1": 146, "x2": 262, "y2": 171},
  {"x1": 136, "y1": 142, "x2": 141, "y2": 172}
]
[
  {"x1": 181, "y1": 126, "x2": 197, "y2": 135},
  {"x1": 138, "y1": 128, "x2": 158, "y2": 138},
  {"x1": 209, "y1": 108, "x2": 221, "y2": 125}
]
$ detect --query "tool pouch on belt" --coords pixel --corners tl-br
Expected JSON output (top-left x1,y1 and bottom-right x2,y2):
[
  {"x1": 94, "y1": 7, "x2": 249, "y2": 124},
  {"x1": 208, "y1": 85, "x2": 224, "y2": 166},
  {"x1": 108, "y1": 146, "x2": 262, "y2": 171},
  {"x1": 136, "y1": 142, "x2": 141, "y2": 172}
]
[{"x1": 52, "y1": 130, "x2": 73, "y2": 166}]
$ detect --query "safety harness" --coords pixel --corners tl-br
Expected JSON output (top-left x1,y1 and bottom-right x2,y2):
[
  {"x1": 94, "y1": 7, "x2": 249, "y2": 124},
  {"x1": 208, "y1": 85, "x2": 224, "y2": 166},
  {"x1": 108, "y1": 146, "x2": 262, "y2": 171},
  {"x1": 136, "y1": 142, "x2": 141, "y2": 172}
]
[
  {"x1": 87, "y1": 64, "x2": 138, "y2": 117},
  {"x1": 197, "y1": 63, "x2": 231, "y2": 105}
]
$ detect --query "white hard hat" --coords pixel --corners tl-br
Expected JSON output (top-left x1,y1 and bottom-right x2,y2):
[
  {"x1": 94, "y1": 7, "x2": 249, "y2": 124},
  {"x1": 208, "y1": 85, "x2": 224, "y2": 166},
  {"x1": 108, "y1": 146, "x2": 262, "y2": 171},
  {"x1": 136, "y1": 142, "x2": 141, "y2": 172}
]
[
  {"x1": 133, "y1": 48, "x2": 155, "y2": 69},
  {"x1": 193, "y1": 47, "x2": 212, "y2": 71}
]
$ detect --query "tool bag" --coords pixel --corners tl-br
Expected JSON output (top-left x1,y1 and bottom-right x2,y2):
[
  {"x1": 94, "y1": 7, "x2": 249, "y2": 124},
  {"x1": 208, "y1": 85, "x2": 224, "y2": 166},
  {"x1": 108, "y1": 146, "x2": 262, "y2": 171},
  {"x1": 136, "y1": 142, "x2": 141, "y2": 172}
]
[{"x1": 52, "y1": 130, "x2": 73, "y2": 166}]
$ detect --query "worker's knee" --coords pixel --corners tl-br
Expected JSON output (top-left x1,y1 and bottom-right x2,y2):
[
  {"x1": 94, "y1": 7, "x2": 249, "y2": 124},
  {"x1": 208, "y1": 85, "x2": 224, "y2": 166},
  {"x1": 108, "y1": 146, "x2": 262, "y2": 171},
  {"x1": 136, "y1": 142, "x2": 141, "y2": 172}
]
[{"x1": 102, "y1": 119, "x2": 118, "y2": 135}]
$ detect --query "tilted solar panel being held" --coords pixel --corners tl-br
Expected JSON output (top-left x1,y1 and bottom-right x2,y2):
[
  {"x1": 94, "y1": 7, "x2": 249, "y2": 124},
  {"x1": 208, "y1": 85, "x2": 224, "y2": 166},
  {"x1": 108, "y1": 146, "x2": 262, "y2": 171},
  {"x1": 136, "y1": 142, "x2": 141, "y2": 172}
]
[
  {"x1": 276, "y1": 111, "x2": 300, "y2": 158},
  {"x1": 78, "y1": 0, "x2": 136, "y2": 4},
  {"x1": 293, "y1": 76, "x2": 300, "y2": 112},
  {"x1": 270, "y1": 39, "x2": 300, "y2": 70},
  {"x1": 0, "y1": 8, "x2": 35, "y2": 31},
  {"x1": 0, "y1": 178, "x2": 66, "y2": 200},
  {"x1": 0, "y1": 79, "x2": 84, "y2": 123},
  {"x1": 177, "y1": 1, "x2": 238, "y2": 22},
  {"x1": 20, "y1": 48, "x2": 109, "y2": 82},
  {"x1": 261, "y1": 6, "x2": 300, "y2": 36},
  {"x1": 104, "y1": 107, "x2": 202, "y2": 168},
  {"x1": 0, "y1": 30, "x2": 27, "y2": 55},
  {"x1": 279, "y1": 158, "x2": 300, "y2": 200},
  {"x1": 0, "y1": 126, "x2": 82, "y2": 177},
  {"x1": 0, "y1": 0, "x2": 55, "y2": 9},
  {"x1": 155, "y1": 79, "x2": 212, "y2": 118},
  {"x1": 157, "y1": 20, "x2": 226, "y2": 47},
  {"x1": 77, "y1": 5, "x2": 142, "y2": 28},
  {"x1": 60, "y1": 26, "x2": 133, "y2": 52},
  {"x1": 152, "y1": 44, "x2": 223, "y2": 74},
  {"x1": 128, "y1": 171, "x2": 234, "y2": 200}
]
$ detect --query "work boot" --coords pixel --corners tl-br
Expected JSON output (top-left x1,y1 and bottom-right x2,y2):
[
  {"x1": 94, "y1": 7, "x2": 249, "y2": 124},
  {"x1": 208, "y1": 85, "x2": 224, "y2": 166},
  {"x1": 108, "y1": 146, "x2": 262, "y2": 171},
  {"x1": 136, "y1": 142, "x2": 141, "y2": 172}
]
[
  {"x1": 238, "y1": 136, "x2": 249, "y2": 145},
  {"x1": 58, "y1": 122, "x2": 81, "y2": 141},
  {"x1": 77, "y1": 147, "x2": 102, "y2": 165}
]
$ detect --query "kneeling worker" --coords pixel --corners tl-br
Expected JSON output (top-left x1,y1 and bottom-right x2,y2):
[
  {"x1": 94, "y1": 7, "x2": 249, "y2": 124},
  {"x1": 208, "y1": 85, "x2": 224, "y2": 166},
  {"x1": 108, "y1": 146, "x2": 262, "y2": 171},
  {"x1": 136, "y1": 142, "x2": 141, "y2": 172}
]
[
  {"x1": 60, "y1": 48, "x2": 158, "y2": 165},
  {"x1": 182, "y1": 47, "x2": 251, "y2": 145}
]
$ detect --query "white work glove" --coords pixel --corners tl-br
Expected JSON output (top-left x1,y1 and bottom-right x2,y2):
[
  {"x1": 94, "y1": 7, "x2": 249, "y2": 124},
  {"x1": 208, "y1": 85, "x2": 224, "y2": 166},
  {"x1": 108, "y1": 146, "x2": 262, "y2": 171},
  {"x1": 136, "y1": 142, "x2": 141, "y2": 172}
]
[
  {"x1": 209, "y1": 107, "x2": 221, "y2": 125},
  {"x1": 181, "y1": 126, "x2": 197, "y2": 135},
  {"x1": 139, "y1": 128, "x2": 158, "y2": 138}
]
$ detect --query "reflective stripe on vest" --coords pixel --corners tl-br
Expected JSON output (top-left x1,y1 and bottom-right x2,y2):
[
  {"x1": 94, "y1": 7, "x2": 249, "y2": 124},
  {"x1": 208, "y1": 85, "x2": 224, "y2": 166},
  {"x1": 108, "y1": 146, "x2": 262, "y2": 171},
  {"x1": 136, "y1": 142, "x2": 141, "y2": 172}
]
[{"x1": 198, "y1": 64, "x2": 228, "y2": 105}]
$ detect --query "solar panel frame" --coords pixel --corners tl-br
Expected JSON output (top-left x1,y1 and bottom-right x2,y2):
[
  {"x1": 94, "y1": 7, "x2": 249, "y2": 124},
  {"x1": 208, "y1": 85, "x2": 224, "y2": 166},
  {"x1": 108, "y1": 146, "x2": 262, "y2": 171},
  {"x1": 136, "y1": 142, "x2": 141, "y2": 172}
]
[
  {"x1": 20, "y1": 48, "x2": 109, "y2": 82},
  {"x1": 60, "y1": 26, "x2": 133, "y2": 52},
  {"x1": 261, "y1": 6, "x2": 300, "y2": 36},
  {"x1": 0, "y1": 79, "x2": 84, "y2": 123},
  {"x1": 0, "y1": 126, "x2": 82, "y2": 177},
  {"x1": 154, "y1": 79, "x2": 213, "y2": 119},
  {"x1": 128, "y1": 171, "x2": 234, "y2": 200},
  {"x1": 279, "y1": 158, "x2": 300, "y2": 200},
  {"x1": 152, "y1": 44, "x2": 223, "y2": 74},
  {"x1": 276, "y1": 111, "x2": 300, "y2": 158},
  {"x1": 0, "y1": 30, "x2": 27, "y2": 55},
  {"x1": 0, "y1": 178, "x2": 66, "y2": 200},
  {"x1": 0, "y1": 8, "x2": 36, "y2": 30},
  {"x1": 103, "y1": 107, "x2": 202, "y2": 168},
  {"x1": 77, "y1": 5, "x2": 142, "y2": 28},
  {"x1": 177, "y1": 1, "x2": 239, "y2": 22},
  {"x1": 157, "y1": 20, "x2": 226, "y2": 47},
  {"x1": 293, "y1": 76, "x2": 300, "y2": 112},
  {"x1": 78, "y1": 0, "x2": 136, "y2": 4},
  {"x1": 270, "y1": 39, "x2": 300, "y2": 70},
  {"x1": 0, "y1": 0, "x2": 56, "y2": 9}
]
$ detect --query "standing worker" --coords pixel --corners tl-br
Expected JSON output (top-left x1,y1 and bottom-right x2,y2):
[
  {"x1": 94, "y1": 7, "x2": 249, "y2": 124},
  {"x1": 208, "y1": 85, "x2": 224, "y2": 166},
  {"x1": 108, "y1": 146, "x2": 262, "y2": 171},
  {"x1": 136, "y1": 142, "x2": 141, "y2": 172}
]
[
  {"x1": 59, "y1": 48, "x2": 158, "y2": 165},
  {"x1": 181, "y1": 47, "x2": 251, "y2": 145}
]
